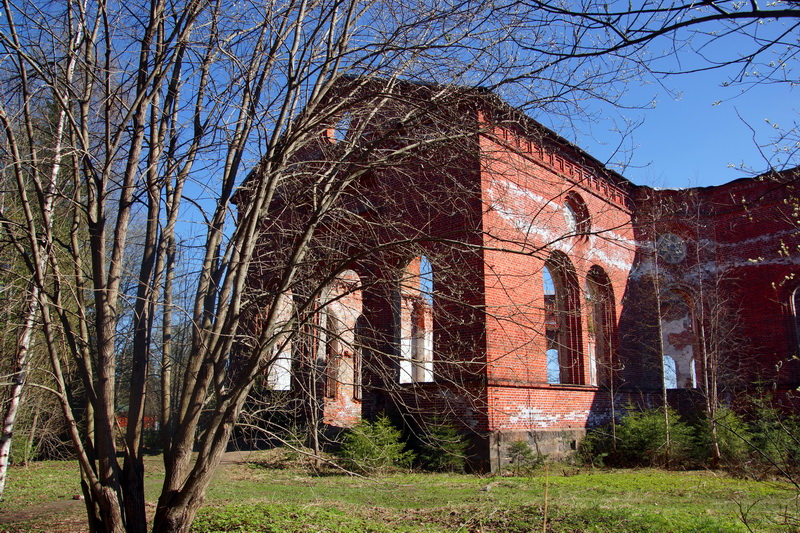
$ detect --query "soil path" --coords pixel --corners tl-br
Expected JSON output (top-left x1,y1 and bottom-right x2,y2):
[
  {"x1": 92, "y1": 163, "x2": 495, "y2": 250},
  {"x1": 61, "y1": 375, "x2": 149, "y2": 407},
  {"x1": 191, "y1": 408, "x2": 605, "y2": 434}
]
[
  {"x1": 0, "y1": 451, "x2": 252, "y2": 531},
  {"x1": 0, "y1": 498, "x2": 85, "y2": 531}
]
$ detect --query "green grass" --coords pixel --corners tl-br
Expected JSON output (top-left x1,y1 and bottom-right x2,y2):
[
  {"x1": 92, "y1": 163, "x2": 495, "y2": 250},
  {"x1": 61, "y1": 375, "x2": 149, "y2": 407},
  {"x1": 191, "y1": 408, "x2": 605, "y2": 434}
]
[
  {"x1": 196, "y1": 459, "x2": 798, "y2": 532},
  {"x1": 0, "y1": 460, "x2": 80, "y2": 511},
  {"x1": 2, "y1": 451, "x2": 798, "y2": 532}
]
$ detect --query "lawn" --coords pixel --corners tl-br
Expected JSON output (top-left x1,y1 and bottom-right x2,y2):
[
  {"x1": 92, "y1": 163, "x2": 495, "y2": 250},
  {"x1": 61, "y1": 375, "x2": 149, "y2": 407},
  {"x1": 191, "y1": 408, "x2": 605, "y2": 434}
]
[{"x1": 0, "y1": 450, "x2": 797, "y2": 532}]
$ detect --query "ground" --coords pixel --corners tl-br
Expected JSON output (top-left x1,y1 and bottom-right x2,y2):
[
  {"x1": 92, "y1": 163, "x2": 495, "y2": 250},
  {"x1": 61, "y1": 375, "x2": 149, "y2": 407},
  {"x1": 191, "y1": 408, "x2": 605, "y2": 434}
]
[{"x1": 0, "y1": 450, "x2": 797, "y2": 532}]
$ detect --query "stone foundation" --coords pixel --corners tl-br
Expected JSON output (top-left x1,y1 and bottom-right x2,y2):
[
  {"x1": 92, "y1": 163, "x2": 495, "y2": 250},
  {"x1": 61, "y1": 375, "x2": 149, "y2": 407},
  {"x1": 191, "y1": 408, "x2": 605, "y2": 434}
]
[{"x1": 486, "y1": 428, "x2": 587, "y2": 472}]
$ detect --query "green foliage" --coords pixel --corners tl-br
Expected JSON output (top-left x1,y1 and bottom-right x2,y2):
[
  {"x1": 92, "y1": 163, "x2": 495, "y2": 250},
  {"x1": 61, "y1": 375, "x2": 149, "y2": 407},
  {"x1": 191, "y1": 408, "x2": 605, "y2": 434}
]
[
  {"x1": 419, "y1": 421, "x2": 469, "y2": 473},
  {"x1": 506, "y1": 440, "x2": 542, "y2": 475},
  {"x1": 580, "y1": 400, "x2": 800, "y2": 480},
  {"x1": 747, "y1": 401, "x2": 800, "y2": 478},
  {"x1": 4, "y1": 453, "x2": 798, "y2": 532},
  {"x1": 339, "y1": 415, "x2": 414, "y2": 474},
  {"x1": 580, "y1": 406, "x2": 695, "y2": 468},
  {"x1": 193, "y1": 503, "x2": 389, "y2": 533},
  {"x1": 616, "y1": 407, "x2": 695, "y2": 466},
  {"x1": 693, "y1": 408, "x2": 752, "y2": 468},
  {"x1": 192, "y1": 500, "x2": 754, "y2": 533}
]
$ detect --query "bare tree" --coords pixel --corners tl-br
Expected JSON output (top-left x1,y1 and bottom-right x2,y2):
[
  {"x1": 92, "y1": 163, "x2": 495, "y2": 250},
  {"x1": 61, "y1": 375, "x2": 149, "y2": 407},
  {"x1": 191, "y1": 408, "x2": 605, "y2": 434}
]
[
  {"x1": 517, "y1": 0, "x2": 800, "y2": 172},
  {"x1": 0, "y1": 0, "x2": 656, "y2": 531}
]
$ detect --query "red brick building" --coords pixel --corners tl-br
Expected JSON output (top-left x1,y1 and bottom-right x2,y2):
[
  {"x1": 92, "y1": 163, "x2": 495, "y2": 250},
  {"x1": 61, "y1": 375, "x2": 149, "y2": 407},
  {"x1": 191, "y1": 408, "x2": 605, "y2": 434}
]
[{"x1": 239, "y1": 82, "x2": 800, "y2": 469}]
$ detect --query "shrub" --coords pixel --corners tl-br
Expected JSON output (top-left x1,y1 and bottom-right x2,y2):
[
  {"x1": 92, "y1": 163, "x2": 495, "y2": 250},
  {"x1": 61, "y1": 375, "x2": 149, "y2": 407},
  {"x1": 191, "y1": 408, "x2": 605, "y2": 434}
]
[
  {"x1": 339, "y1": 415, "x2": 414, "y2": 474},
  {"x1": 506, "y1": 440, "x2": 542, "y2": 475},
  {"x1": 614, "y1": 406, "x2": 695, "y2": 467},
  {"x1": 693, "y1": 408, "x2": 752, "y2": 469},
  {"x1": 418, "y1": 421, "x2": 469, "y2": 473},
  {"x1": 577, "y1": 426, "x2": 612, "y2": 467},
  {"x1": 747, "y1": 401, "x2": 800, "y2": 479},
  {"x1": 580, "y1": 405, "x2": 696, "y2": 468}
]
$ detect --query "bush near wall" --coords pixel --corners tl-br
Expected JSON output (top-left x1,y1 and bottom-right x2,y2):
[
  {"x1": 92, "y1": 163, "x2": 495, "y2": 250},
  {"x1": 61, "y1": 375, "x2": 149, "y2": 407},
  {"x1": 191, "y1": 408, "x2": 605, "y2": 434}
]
[
  {"x1": 579, "y1": 401, "x2": 800, "y2": 477},
  {"x1": 579, "y1": 406, "x2": 695, "y2": 468},
  {"x1": 338, "y1": 415, "x2": 415, "y2": 474}
]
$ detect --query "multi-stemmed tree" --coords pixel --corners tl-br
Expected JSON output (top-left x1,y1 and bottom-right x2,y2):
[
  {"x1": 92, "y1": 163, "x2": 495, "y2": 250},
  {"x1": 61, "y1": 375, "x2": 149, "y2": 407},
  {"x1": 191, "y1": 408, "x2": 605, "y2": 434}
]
[
  {"x1": 0, "y1": 0, "x2": 649, "y2": 531},
  {"x1": 0, "y1": 1, "x2": 797, "y2": 532}
]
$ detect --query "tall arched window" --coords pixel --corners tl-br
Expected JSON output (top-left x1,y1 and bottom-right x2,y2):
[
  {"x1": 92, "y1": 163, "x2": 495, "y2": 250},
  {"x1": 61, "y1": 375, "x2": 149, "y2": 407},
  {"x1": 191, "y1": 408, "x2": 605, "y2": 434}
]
[
  {"x1": 586, "y1": 266, "x2": 617, "y2": 387},
  {"x1": 791, "y1": 286, "x2": 800, "y2": 354},
  {"x1": 543, "y1": 253, "x2": 583, "y2": 385},
  {"x1": 543, "y1": 266, "x2": 560, "y2": 384},
  {"x1": 660, "y1": 290, "x2": 697, "y2": 389},
  {"x1": 397, "y1": 255, "x2": 434, "y2": 383},
  {"x1": 321, "y1": 270, "x2": 363, "y2": 399},
  {"x1": 267, "y1": 292, "x2": 294, "y2": 391}
]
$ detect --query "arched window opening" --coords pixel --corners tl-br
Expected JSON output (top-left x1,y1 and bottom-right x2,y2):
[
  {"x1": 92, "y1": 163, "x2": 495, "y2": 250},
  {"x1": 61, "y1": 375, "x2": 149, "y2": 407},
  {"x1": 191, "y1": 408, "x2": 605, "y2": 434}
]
[
  {"x1": 660, "y1": 290, "x2": 697, "y2": 389},
  {"x1": 663, "y1": 355, "x2": 678, "y2": 389},
  {"x1": 320, "y1": 270, "x2": 363, "y2": 400},
  {"x1": 544, "y1": 265, "x2": 559, "y2": 384},
  {"x1": 791, "y1": 286, "x2": 800, "y2": 354},
  {"x1": 586, "y1": 266, "x2": 617, "y2": 387},
  {"x1": 543, "y1": 253, "x2": 584, "y2": 385},
  {"x1": 563, "y1": 192, "x2": 591, "y2": 237},
  {"x1": 267, "y1": 292, "x2": 294, "y2": 391},
  {"x1": 398, "y1": 255, "x2": 434, "y2": 384}
]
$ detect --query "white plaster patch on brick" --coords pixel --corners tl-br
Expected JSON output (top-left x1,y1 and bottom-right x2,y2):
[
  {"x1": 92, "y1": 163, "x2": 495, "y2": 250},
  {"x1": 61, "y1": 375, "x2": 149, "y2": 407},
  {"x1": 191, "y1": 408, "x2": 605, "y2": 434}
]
[
  {"x1": 723, "y1": 255, "x2": 800, "y2": 269},
  {"x1": 584, "y1": 233, "x2": 636, "y2": 271},
  {"x1": 487, "y1": 192, "x2": 563, "y2": 244},
  {"x1": 628, "y1": 258, "x2": 657, "y2": 281},
  {"x1": 717, "y1": 228, "x2": 797, "y2": 248},
  {"x1": 505, "y1": 404, "x2": 587, "y2": 429},
  {"x1": 500, "y1": 180, "x2": 562, "y2": 213},
  {"x1": 631, "y1": 249, "x2": 800, "y2": 284},
  {"x1": 587, "y1": 410, "x2": 611, "y2": 427},
  {"x1": 490, "y1": 178, "x2": 636, "y2": 263},
  {"x1": 464, "y1": 407, "x2": 478, "y2": 429}
]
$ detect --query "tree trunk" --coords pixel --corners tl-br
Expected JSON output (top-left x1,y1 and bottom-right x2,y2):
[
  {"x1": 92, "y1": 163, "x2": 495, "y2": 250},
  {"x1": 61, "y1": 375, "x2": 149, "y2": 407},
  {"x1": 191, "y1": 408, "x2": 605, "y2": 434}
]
[{"x1": 0, "y1": 279, "x2": 41, "y2": 500}]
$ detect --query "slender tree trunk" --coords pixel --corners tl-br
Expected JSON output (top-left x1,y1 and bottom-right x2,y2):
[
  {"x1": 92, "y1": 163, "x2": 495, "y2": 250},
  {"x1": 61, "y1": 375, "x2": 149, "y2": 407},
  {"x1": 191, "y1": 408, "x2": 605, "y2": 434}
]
[
  {"x1": 24, "y1": 397, "x2": 39, "y2": 466},
  {"x1": 652, "y1": 235, "x2": 671, "y2": 468},
  {"x1": 0, "y1": 281, "x2": 40, "y2": 500}
]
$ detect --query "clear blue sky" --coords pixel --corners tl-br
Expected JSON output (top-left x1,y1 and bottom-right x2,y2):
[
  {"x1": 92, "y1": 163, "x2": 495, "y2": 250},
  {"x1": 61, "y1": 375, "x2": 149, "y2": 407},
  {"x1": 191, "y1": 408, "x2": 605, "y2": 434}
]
[
  {"x1": 535, "y1": 20, "x2": 798, "y2": 191},
  {"x1": 593, "y1": 70, "x2": 797, "y2": 189}
]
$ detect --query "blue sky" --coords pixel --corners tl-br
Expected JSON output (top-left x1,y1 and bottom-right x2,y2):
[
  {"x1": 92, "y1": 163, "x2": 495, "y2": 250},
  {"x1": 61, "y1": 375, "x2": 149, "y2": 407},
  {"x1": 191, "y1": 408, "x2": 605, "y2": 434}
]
[
  {"x1": 533, "y1": 15, "x2": 798, "y2": 191},
  {"x1": 590, "y1": 70, "x2": 797, "y2": 189}
]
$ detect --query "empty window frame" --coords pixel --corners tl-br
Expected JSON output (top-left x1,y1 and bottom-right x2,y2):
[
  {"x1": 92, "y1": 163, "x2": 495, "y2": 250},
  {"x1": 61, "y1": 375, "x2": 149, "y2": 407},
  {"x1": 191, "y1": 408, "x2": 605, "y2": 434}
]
[
  {"x1": 543, "y1": 253, "x2": 584, "y2": 385},
  {"x1": 397, "y1": 255, "x2": 434, "y2": 383},
  {"x1": 660, "y1": 290, "x2": 697, "y2": 389},
  {"x1": 586, "y1": 266, "x2": 617, "y2": 387},
  {"x1": 266, "y1": 292, "x2": 294, "y2": 391}
]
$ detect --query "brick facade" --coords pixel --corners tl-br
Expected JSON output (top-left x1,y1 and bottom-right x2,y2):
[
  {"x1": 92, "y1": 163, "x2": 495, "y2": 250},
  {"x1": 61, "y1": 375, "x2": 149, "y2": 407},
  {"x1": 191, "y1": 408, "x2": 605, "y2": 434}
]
[{"x1": 239, "y1": 83, "x2": 800, "y2": 470}]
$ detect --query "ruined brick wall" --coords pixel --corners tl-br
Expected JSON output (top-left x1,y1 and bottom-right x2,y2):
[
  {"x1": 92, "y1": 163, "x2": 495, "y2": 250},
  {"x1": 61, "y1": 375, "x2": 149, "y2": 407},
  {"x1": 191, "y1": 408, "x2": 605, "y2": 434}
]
[
  {"x1": 702, "y1": 175, "x2": 800, "y2": 389},
  {"x1": 238, "y1": 82, "x2": 798, "y2": 469},
  {"x1": 477, "y1": 115, "x2": 637, "y2": 437},
  {"x1": 632, "y1": 171, "x2": 800, "y2": 396}
]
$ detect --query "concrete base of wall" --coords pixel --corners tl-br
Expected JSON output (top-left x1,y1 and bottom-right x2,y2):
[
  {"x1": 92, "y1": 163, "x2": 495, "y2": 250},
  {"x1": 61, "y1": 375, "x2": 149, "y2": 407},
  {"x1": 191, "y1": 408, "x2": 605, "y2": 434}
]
[{"x1": 482, "y1": 428, "x2": 587, "y2": 472}]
